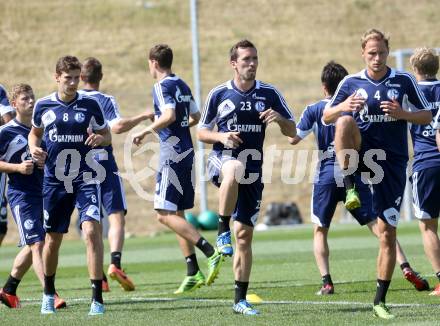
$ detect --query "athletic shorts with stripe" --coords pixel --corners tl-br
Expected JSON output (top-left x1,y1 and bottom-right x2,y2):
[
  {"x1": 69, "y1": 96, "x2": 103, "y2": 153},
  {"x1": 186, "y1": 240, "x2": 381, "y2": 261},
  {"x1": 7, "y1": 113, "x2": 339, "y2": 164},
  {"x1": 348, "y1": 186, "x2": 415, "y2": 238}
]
[
  {"x1": 8, "y1": 189, "x2": 44, "y2": 246},
  {"x1": 412, "y1": 166, "x2": 440, "y2": 219},
  {"x1": 154, "y1": 164, "x2": 195, "y2": 211}
]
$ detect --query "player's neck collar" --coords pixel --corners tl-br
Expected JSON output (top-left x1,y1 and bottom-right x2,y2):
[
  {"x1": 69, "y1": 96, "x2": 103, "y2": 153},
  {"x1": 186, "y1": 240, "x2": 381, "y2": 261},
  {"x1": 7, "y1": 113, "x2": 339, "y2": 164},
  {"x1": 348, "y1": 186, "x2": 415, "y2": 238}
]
[
  {"x1": 361, "y1": 67, "x2": 393, "y2": 85},
  {"x1": 13, "y1": 117, "x2": 31, "y2": 129},
  {"x1": 53, "y1": 92, "x2": 79, "y2": 106},
  {"x1": 229, "y1": 80, "x2": 259, "y2": 94}
]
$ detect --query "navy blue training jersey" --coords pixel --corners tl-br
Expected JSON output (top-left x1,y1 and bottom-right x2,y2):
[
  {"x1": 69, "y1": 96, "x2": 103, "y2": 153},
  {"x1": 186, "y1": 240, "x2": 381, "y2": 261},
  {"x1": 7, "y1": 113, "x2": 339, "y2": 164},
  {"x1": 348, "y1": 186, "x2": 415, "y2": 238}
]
[
  {"x1": 152, "y1": 74, "x2": 198, "y2": 167},
  {"x1": 410, "y1": 79, "x2": 440, "y2": 172},
  {"x1": 200, "y1": 80, "x2": 295, "y2": 171},
  {"x1": 0, "y1": 84, "x2": 14, "y2": 117},
  {"x1": 329, "y1": 68, "x2": 430, "y2": 161},
  {"x1": 0, "y1": 119, "x2": 42, "y2": 192},
  {"x1": 78, "y1": 89, "x2": 121, "y2": 171},
  {"x1": 296, "y1": 99, "x2": 341, "y2": 184},
  {"x1": 32, "y1": 92, "x2": 107, "y2": 184}
]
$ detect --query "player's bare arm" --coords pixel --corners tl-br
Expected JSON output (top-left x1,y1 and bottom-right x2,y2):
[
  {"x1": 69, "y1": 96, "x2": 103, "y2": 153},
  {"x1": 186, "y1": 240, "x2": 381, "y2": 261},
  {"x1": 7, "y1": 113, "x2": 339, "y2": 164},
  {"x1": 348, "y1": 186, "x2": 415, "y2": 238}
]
[
  {"x1": 132, "y1": 107, "x2": 175, "y2": 145},
  {"x1": 259, "y1": 109, "x2": 296, "y2": 137},
  {"x1": 197, "y1": 128, "x2": 243, "y2": 149},
  {"x1": 188, "y1": 111, "x2": 201, "y2": 127},
  {"x1": 85, "y1": 126, "x2": 112, "y2": 148},
  {"x1": 288, "y1": 135, "x2": 303, "y2": 145},
  {"x1": 0, "y1": 160, "x2": 34, "y2": 175},
  {"x1": 380, "y1": 99, "x2": 432, "y2": 124},
  {"x1": 28, "y1": 126, "x2": 47, "y2": 168},
  {"x1": 323, "y1": 93, "x2": 365, "y2": 124},
  {"x1": 111, "y1": 110, "x2": 155, "y2": 134}
]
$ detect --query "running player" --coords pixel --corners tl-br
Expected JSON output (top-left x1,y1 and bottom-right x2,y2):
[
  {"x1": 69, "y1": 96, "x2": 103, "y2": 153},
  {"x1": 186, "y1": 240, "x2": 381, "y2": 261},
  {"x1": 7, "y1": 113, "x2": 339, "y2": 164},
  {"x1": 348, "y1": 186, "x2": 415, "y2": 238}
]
[
  {"x1": 323, "y1": 29, "x2": 431, "y2": 319},
  {"x1": 0, "y1": 84, "x2": 14, "y2": 245},
  {"x1": 0, "y1": 84, "x2": 66, "y2": 309},
  {"x1": 291, "y1": 61, "x2": 428, "y2": 296},
  {"x1": 197, "y1": 40, "x2": 296, "y2": 315},
  {"x1": 133, "y1": 44, "x2": 223, "y2": 294},
  {"x1": 29, "y1": 55, "x2": 111, "y2": 315},
  {"x1": 409, "y1": 48, "x2": 440, "y2": 295},
  {"x1": 80, "y1": 57, "x2": 153, "y2": 292}
]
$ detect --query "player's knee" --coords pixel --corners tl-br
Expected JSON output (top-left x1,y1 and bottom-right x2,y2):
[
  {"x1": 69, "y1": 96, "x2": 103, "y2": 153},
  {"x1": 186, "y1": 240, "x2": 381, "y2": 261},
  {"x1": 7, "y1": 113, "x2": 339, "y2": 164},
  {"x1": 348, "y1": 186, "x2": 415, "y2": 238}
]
[
  {"x1": 221, "y1": 160, "x2": 245, "y2": 183},
  {"x1": 156, "y1": 211, "x2": 170, "y2": 226},
  {"x1": 335, "y1": 115, "x2": 355, "y2": 130},
  {"x1": 82, "y1": 223, "x2": 101, "y2": 242},
  {"x1": 380, "y1": 227, "x2": 396, "y2": 247},
  {"x1": 235, "y1": 228, "x2": 253, "y2": 246}
]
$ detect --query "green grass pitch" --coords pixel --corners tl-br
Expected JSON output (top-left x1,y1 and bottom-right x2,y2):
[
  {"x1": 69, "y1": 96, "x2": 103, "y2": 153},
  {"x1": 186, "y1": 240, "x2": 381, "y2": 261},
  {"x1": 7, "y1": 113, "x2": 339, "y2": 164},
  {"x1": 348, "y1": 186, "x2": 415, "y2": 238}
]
[{"x1": 0, "y1": 222, "x2": 438, "y2": 325}]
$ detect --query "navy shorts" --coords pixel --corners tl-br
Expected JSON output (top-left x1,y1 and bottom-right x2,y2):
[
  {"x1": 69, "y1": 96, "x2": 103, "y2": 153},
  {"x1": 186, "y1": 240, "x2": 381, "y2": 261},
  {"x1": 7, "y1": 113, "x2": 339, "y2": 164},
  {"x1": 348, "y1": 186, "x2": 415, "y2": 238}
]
[
  {"x1": 312, "y1": 177, "x2": 375, "y2": 228},
  {"x1": 8, "y1": 190, "x2": 45, "y2": 246},
  {"x1": 97, "y1": 151, "x2": 127, "y2": 216},
  {"x1": 208, "y1": 155, "x2": 263, "y2": 227},
  {"x1": 358, "y1": 147, "x2": 406, "y2": 227},
  {"x1": 43, "y1": 181, "x2": 102, "y2": 233},
  {"x1": 412, "y1": 166, "x2": 440, "y2": 219},
  {"x1": 154, "y1": 164, "x2": 195, "y2": 212}
]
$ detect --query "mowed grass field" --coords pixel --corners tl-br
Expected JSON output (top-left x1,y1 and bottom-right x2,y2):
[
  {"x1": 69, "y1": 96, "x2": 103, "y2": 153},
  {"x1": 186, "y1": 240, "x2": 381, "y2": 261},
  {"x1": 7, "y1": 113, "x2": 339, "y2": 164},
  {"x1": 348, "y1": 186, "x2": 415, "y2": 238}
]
[{"x1": 1, "y1": 222, "x2": 438, "y2": 325}]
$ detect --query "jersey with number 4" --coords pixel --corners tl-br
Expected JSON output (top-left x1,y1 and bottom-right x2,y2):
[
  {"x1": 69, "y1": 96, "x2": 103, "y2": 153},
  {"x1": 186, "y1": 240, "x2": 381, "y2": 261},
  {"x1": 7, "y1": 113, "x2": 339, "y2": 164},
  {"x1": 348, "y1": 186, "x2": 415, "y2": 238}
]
[
  {"x1": 200, "y1": 80, "x2": 295, "y2": 171},
  {"x1": 32, "y1": 92, "x2": 107, "y2": 184},
  {"x1": 329, "y1": 68, "x2": 430, "y2": 161}
]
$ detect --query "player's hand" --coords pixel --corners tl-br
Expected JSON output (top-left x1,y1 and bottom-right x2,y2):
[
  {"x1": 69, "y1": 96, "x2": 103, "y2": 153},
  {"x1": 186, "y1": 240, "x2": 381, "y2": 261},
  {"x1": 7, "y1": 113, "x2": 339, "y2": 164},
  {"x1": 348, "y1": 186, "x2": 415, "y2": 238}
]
[
  {"x1": 380, "y1": 100, "x2": 405, "y2": 119},
  {"x1": 144, "y1": 108, "x2": 155, "y2": 122},
  {"x1": 259, "y1": 108, "x2": 282, "y2": 124},
  {"x1": 30, "y1": 146, "x2": 47, "y2": 168},
  {"x1": 220, "y1": 132, "x2": 242, "y2": 149},
  {"x1": 85, "y1": 128, "x2": 105, "y2": 148},
  {"x1": 132, "y1": 131, "x2": 148, "y2": 146},
  {"x1": 342, "y1": 93, "x2": 366, "y2": 112},
  {"x1": 18, "y1": 160, "x2": 34, "y2": 175}
]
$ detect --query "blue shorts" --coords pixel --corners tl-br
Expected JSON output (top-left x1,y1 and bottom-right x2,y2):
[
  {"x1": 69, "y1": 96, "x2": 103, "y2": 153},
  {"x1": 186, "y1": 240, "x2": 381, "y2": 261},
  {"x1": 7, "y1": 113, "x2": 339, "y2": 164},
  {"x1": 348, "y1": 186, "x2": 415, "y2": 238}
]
[
  {"x1": 154, "y1": 164, "x2": 195, "y2": 212},
  {"x1": 208, "y1": 155, "x2": 263, "y2": 227},
  {"x1": 369, "y1": 159, "x2": 406, "y2": 227},
  {"x1": 357, "y1": 146, "x2": 406, "y2": 227},
  {"x1": 412, "y1": 166, "x2": 440, "y2": 219},
  {"x1": 8, "y1": 190, "x2": 45, "y2": 246},
  {"x1": 43, "y1": 181, "x2": 102, "y2": 233},
  {"x1": 96, "y1": 149, "x2": 127, "y2": 216},
  {"x1": 312, "y1": 178, "x2": 375, "y2": 228}
]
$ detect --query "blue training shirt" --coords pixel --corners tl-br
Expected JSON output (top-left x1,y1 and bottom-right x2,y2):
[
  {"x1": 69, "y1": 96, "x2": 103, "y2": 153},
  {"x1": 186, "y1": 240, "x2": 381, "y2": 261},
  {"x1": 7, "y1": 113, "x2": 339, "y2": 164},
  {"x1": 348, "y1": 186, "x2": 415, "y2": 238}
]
[
  {"x1": 329, "y1": 68, "x2": 430, "y2": 161},
  {"x1": 296, "y1": 99, "x2": 342, "y2": 184},
  {"x1": 410, "y1": 79, "x2": 440, "y2": 172},
  {"x1": 78, "y1": 89, "x2": 120, "y2": 172},
  {"x1": 0, "y1": 119, "x2": 43, "y2": 193},
  {"x1": 32, "y1": 92, "x2": 108, "y2": 184},
  {"x1": 200, "y1": 80, "x2": 295, "y2": 171},
  {"x1": 152, "y1": 74, "x2": 198, "y2": 168}
]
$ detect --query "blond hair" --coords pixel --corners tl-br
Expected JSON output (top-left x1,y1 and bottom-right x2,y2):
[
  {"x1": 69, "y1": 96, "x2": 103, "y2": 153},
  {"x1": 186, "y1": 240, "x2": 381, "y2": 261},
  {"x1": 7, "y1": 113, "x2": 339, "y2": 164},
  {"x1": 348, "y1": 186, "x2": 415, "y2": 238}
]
[
  {"x1": 410, "y1": 47, "x2": 439, "y2": 77},
  {"x1": 361, "y1": 29, "x2": 389, "y2": 50},
  {"x1": 9, "y1": 83, "x2": 33, "y2": 103}
]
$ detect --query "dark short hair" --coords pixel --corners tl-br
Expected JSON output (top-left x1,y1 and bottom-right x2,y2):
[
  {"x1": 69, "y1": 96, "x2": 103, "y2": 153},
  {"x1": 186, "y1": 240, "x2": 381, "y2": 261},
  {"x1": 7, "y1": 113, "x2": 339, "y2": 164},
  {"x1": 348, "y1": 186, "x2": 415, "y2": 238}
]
[
  {"x1": 321, "y1": 61, "x2": 349, "y2": 96},
  {"x1": 149, "y1": 44, "x2": 173, "y2": 69},
  {"x1": 230, "y1": 39, "x2": 257, "y2": 61},
  {"x1": 81, "y1": 57, "x2": 103, "y2": 84},
  {"x1": 56, "y1": 55, "x2": 82, "y2": 75}
]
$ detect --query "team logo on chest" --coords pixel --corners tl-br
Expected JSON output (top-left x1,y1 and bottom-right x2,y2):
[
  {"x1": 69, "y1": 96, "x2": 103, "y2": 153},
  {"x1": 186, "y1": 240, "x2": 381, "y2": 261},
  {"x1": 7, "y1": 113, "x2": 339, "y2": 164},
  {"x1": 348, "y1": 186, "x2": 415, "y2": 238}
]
[
  {"x1": 387, "y1": 89, "x2": 399, "y2": 101},
  {"x1": 255, "y1": 101, "x2": 265, "y2": 112},
  {"x1": 74, "y1": 112, "x2": 86, "y2": 123},
  {"x1": 218, "y1": 99, "x2": 236, "y2": 119}
]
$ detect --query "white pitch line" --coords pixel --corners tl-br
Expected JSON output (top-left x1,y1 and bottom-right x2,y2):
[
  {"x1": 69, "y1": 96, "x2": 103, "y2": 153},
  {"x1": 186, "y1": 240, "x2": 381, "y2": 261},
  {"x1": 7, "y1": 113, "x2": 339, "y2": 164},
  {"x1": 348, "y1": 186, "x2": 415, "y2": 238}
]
[{"x1": 18, "y1": 296, "x2": 440, "y2": 308}]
